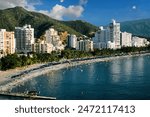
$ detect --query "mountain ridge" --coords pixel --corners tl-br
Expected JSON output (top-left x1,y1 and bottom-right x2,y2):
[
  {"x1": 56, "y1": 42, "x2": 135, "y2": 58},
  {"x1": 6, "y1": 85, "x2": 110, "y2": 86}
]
[
  {"x1": 0, "y1": 7, "x2": 98, "y2": 38},
  {"x1": 0, "y1": 7, "x2": 150, "y2": 39},
  {"x1": 121, "y1": 19, "x2": 150, "y2": 39}
]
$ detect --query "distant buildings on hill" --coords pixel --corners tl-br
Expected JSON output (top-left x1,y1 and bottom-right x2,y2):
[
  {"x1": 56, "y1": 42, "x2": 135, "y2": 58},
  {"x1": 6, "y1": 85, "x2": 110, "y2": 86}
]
[
  {"x1": 0, "y1": 20, "x2": 150, "y2": 58},
  {"x1": 32, "y1": 27, "x2": 65, "y2": 54}
]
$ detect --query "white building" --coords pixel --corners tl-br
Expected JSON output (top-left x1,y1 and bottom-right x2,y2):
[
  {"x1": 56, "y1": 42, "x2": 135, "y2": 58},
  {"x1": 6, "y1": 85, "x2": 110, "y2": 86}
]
[
  {"x1": 46, "y1": 28, "x2": 58, "y2": 44},
  {"x1": 109, "y1": 19, "x2": 121, "y2": 49},
  {"x1": 0, "y1": 29, "x2": 5, "y2": 57},
  {"x1": 121, "y1": 32, "x2": 132, "y2": 47},
  {"x1": 132, "y1": 36, "x2": 150, "y2": 47},
  {"x1": 32, "y1": 40, "x2": 53, "y2": 54},
  {"x1": 93, "y1": 20, "x2": 121, "y2": 50},
  {"x1": 92, "y1": 26, "x2": 109, "y2": 49},
  {"x1": 45, "y1": 27, "x2": 64, "y2": 51},
  {"x1": 0, "y1": 29, "x2": 15, "y2": 58},
  {"x1": 15, "y1": 25, "x2": 34, "y2": 53},
  {"x1": 77, "y1": 40, "x2": 93, "y2": 52},
  {"x1": 67, "y1": 34, "x2": 77, "y2": 49},
  {"x1": 107, "y1": 41, "x2": 115, "y2": 49}
]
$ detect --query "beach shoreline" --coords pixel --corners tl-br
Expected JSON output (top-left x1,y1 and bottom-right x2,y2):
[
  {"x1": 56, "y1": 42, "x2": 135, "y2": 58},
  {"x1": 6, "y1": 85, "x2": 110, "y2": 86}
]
[{"x1": 0, "y1": 52, "x2": 150, "y2": 92}]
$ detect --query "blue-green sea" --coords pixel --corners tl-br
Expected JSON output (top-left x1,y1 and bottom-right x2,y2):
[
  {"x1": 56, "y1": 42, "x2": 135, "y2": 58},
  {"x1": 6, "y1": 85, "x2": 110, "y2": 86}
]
[{"x1": 1, "y1": 55, "x2": 150, "y2": 100}]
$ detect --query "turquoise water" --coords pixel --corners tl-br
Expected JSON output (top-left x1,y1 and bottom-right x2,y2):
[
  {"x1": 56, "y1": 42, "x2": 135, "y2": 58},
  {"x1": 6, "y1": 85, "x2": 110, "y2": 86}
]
[{"x1": 2, "y1": 55, "x2": 150, "y2": 100}]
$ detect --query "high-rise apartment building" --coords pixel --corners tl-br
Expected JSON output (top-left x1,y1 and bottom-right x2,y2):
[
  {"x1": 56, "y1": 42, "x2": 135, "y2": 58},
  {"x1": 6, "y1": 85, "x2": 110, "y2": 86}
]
[
  {"x1": 77, "y1": 40, "x2": 93, "y2": 52},
  {"x1": 0, "y1": 29, "x2": 5, "y2": 57},
  {"x1": 121, "y1": 32, "x2": 132, "y2": 47},
  {"x1": 15, "y1": 25, "x2": 34, "y2": 53},
  {"x1": 109, "y1": 19, "x2": 121, "y2": 49},
  {"x1": 45, "y1": 27, "x2": 64, "y2": 51},
  {"x1": 0, "y1": 29, "x2": 15, "y2": 57},
  {"x1": 92, "y1": 20, "x2": 121, "y2": 50},
  {"x1": 92, "y1": 26, "x2": 109, "y2": 49},
  {"x1": 46, "y1": 28, "x2": 58, "y2": 44},
  {"x1": 67, "y1": 34, "x2": 77, "y2": 49}
]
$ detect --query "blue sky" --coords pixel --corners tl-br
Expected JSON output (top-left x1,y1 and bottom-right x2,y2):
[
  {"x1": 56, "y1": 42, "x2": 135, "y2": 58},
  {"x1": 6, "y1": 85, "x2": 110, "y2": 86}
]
[{"x1": 1, "y1": 0, "x2": 150, "y2": 25}]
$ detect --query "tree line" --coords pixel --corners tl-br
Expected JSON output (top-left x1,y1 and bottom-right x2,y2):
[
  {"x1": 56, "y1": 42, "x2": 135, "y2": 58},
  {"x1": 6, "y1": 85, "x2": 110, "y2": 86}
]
[{"x1": 0, "y1": 45, "x2": 150, "y2": 71}]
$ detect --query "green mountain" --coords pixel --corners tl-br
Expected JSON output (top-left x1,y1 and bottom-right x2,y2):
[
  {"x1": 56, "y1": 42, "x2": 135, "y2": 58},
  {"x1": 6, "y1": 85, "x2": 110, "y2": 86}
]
[
  {"x1": 121, "y1": 19, "x2": 150, "y2": 39},
  {"x1": 1, "y1": 7, "x2": 150, "y2": 39},
  {"x1": 0, "y1": 7, "x2": 97, "y2": 38},
  {"x1": 63, "y1": 20, "x2": 98, "y2": 37}
]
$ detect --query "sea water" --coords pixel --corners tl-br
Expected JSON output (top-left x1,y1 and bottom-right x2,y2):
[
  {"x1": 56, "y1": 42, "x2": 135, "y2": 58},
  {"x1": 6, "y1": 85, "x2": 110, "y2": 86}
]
[{"x1": 1, "y1": 55, "x2": 150, "y2": 100}]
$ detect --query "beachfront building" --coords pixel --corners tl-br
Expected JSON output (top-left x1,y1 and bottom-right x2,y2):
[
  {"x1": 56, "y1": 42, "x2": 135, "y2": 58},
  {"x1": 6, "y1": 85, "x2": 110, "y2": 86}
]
[
  {"x1": 120, "y1": 32, "x2": 132, "y2": 47},
  {"x1": 92, "y1": 20, "x2": 121, "y2": 50},
  {"x1": 45, "y1": 27, "x2": 64, "y2": 51},
  {"x1": 109, "y1": 19, "x2": 121, "y2": 49},
  {"x1": 0, "y1": 29, "x2": 15, "y2": 57},
  {"x1": 77, "y1": 39, "x2": 93, "y2": 52},
  {"x1": 92, "y1": 26, "x2": 109, "y2": 49},
  {"x1": 107, "y1": 41, "x2": 115, "y2": 49},
  {"x1": 0, "y1": 29, "x2": 5, "y2": 58},
  {"x1": 15, "y1": 25, "x2": 34, "y2": 53},
  {"x1": 32, "y1": 40, "x2": 53, "y2": 54},
  {"x1": 67, "y1": 34, "x2": 77, "y2": 49},
  {"x1": 132, "y1": 36, "x2": 150, "y2": 47}
]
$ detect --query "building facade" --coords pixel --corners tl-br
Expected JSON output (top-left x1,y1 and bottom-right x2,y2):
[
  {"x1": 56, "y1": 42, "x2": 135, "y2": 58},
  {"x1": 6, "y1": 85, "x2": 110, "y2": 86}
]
[
  {"x1": 109, "y1": 19, "x2": 121, "y2": 49},
  {"x1": 0, "y1": 29, "x2": 5, "y2": 57},
  {"x1": 0, "y1": 29, "x2": 15, "y2": 57},
  {"x1": 107, "y1": 41, "x2": 115, "y2": 49},
  {"x1": 32, "y1": 40, "x2": 53, "y2": 54},
  {"x1": 77, "y1": 40, "x2": 93, "y2": 52},
  {"x1": 92, "y1": 26, "x2": 109, "y2": 49},
  {"x1": 132, "y1": 36, "x2": 150, "y2": 47},
  {"x1": 67, "y1": 34, "x2": 77, "y2": 49},
  {"x1": 15, "y1": 25, "x2": 34, "y2": 53},
  {"x1": 121, "y1": 32, "x2": 132, "y2": 47},
  {"x1": 92, "y1": 20, "x2": 121, "y2": 50},
  {"x1": 45, "y1": 27, "x2": 64, "y2": 51}
]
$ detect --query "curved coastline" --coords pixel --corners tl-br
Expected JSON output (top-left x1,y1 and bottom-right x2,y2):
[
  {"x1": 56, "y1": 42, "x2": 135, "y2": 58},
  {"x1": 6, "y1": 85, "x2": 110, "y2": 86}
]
[{"x1": 0, "y1": 52, "x2": 150, "y2": 92}]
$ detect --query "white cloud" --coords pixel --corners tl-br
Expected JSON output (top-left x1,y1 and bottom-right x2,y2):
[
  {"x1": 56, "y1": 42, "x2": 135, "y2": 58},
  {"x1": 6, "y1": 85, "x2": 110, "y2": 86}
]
[
  {"x1": 44, "y1": 0, "x2": 88, "y2": 20},
  {"x1": 0, "y1": 0, "x2": 41, "y2": 10},
  {"x1": 0, "y1": 0, "x2": 86, "y2": 20},
  {"x1": 40, "y1": 4, "x2": 84, "y2": 20},
  {"x1": 79, "y1": 0, "x2": 88, "y2": 5},
  {"x1": 0, "y1": 0, "x2": 27, "y2": 9},
  {"x1": 60, "y1": 0, "x2": 64, "y2": 3},
  {"x1": 132, "y1": 5, "x2": 137, "y2": 10}
]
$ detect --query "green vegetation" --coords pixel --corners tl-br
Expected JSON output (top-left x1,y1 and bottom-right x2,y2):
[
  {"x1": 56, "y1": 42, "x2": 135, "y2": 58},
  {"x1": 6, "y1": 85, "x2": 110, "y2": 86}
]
[
  {"x1": 0, "y1": 46, "x2": 150, "y2": 71},
  {"x1": 0, "y1": 54, "x2": 21, "y2": 70},
  {"x1": 0, "y1": 52, "x2": 60, "y2": 70},
  {"x1": 61, "y1": 49, "x2": 93, "y2": 59},
  {"x1": 63, "y1": 20, "x2": 98, "y2": 37},
  {"x1": 0, "y1": 7, "x2": 97, "y2": 38}
]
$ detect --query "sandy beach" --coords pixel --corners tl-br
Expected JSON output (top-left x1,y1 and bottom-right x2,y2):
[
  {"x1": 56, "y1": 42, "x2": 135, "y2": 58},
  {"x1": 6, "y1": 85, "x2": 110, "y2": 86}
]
[{"x1": 0, "y1": 52, "x2": 150, "y2": 92}]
